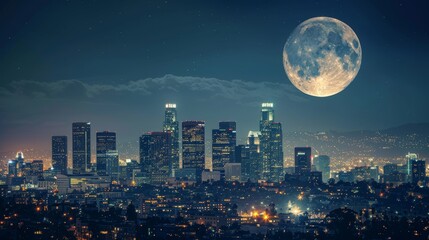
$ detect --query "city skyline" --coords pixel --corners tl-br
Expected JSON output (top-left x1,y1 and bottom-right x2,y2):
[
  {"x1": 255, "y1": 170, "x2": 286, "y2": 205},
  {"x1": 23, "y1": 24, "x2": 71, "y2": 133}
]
[
  {"x1": 1, "y1": 0, "x2": 429, "y2": 156},
  {"x1": 1, "y1": 1, "x2": 429, "y2": 239}
]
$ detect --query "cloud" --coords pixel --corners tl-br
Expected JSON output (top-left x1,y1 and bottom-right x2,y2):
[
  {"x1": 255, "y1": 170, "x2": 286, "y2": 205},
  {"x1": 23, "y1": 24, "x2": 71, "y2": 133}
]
[{"x1": 0, "y1": 74, "x2": 305, "y2": 104}]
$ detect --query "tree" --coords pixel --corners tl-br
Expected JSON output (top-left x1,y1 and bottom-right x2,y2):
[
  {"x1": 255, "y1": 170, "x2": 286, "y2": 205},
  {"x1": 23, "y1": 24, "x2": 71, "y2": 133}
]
[{"x1": 325, "y1": 207, "x2": 360, "y2": 239}]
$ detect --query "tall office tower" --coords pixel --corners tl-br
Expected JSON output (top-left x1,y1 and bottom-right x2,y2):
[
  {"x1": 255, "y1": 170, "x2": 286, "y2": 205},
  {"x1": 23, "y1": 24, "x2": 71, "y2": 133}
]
[
  {"x1": 104, "y1": 150, "x2": 119, "y2": 177},
  {"x1": 15, "y1": 151, "x2": 24, "y2": 176},
  {"x1": 7, "y1": 160, "x2": 18, "y2": 176},
  {"x1": 295, "y1": 147, "x2": 312, "y2": 176},
  {"x1": 406, "y1": 152, "x2": 418, "y2": 176},
  {"x1": 247, "y1": 131, "x2": 262, "y2": 180},
  {"x1": 212, "y1": 121, "x2": 236, "y2": 173},
  {"x1": 163, "y1": 103, "x2": 179, "y2": 176},
  {"x1": 139, "y1": 132, "x2": 171, "y2": 185},
  {"x1": 96, "y1": 131, "x2": 117, "y2": 176},
  {"x1": 31, "y1": 160, "x2": 44, "y2": 178},
  {"x1": 411, "y1": 160, "x2": 426, "y2": 185},
  {"x1": 72, "y1": 122, "x2": 91, "y2": 174},
  {"x1": 52, "y1": 136, "x2": 68, "y2": 174},
  {"x1": 236, "y1": 131, "x2": 261, "y2": 182},
  {"x1": 182, "y1": 121, "x2": 205, "y2": 170},
  {"x1": 259, "y1": 103, "x2": 284, "y2": 182},
  {"x1": 313, "y1": 155, "x2": 331, "y2": 183}
]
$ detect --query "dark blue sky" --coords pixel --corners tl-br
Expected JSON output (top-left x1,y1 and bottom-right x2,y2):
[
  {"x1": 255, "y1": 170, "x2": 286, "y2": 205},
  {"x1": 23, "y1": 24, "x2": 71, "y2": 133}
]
[{"x1": 0, "y1": 0, "x2": 428, "y2": 153}]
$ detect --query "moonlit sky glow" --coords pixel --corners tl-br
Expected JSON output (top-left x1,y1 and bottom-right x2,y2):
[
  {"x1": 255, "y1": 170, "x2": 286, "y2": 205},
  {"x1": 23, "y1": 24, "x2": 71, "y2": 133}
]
[{"x1": 0, "y1": 0, "x2": 428, "y2": 155}]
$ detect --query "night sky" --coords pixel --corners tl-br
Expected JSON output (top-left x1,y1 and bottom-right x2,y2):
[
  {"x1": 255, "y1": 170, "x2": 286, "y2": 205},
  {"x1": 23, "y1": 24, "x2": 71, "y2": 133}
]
[{"x1": 1, "y1": 0, "x2": 428, "y2": 155}]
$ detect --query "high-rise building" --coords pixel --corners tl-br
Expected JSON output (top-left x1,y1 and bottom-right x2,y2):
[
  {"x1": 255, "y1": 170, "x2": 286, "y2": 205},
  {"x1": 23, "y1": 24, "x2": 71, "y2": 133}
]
[
  {"x1": 52, "y1": 136, "x2": 68, "y2": 174},
  {"x1": 411, "y1": 159, "x2": 426, "y2": 185},
  {"x1": 16, "y1": 151, "x2": 24, "y2": 176},
  {"x1": 295, "y1": 147, "x2": 311, "y2": 176},
  {"x1": 259, "y1": 103, "x2": 284, "y2": 182},
  {"x1": 406, "y1": 152, "x2": 418, "y2": 176},
  {"x1": 140, "y1": 132, "x2": 171, "y2": 185},
  {"x1": 237, "y1": 131, "x2": 261, "y2": 182},
  {"x1": 313, "y1": 155, "x2": 330, "y2": 183},
  {"x1": 31, "y1": 160, "x2": 44, "y2": 178},
  {"x1": 212, "y1": 121, "x2": 236, "y2": 173},
  {"x1": 224, "y1": 163, "x2": 241, "y2": 181},
  {"x1": 163, "y1": 103, "x2": 179, "y2": 176},
  {"x1": 7, "y1": 160, "x2": 18, "y2": 177},
  {"x1": 182, "y1": 121, "x2": 205, "y2": 170},
  {"x1": 104, "y1": 150, "x2": 119, "y2": 177},
  {"x1": 96, "y1": 131, "x2": 117, "y2": 176},
  {"x1": 383, "y1": 163, "x2": 398, "y2": 176},
  {"x1": 72, "y1": 122, "x2": 91, "y2": 174}
]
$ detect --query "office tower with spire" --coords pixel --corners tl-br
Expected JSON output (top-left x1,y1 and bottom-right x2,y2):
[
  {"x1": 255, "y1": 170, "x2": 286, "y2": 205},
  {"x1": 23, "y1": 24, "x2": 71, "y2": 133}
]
[
  {"x1": 163, "y1": 103, "x2": 179, "y2": 176},
  {"x1": 259, "y1": 103, "x2": 284, "y2": 182},
  {"x1": 182, "y1": 121, "x2": 205, "y2": 170},
  {"x1": 96, "y1": 131, "x2": 117, "y2": 176},
  {"x1": 52, "y1": 136, "x2": 68, "y2": 174},
  {"x1": 72, "y1": 122, "x2": 91, "y2": 174},
  {"x1": 139, "y1": 132, "x2": 171, "y2": 185},
  {"x1": 212, "y1": 121, "x2": 236, "y2": 173}
]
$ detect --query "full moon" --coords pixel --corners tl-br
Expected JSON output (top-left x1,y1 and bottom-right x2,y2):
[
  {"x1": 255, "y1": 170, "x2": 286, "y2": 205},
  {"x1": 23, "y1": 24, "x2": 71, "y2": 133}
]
[{"x1": 283, "y1": 17, "x2": 362, "y2": 97}]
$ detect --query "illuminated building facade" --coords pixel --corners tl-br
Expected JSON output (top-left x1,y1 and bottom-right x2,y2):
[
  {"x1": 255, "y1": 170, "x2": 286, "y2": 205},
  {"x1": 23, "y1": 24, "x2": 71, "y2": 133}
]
[
  {"x1": 96, "y1": 131, "x2": 117, "y2": 176},
  {"x1": 259, "y1": 103, "x2": 284, "y2": 182},
  {"x1": 72, "y1": 122, "x2": 91, "y2": 174},
  {"x1": 163, "y1": 103, "x2": 179, "y2": 176},
  {"x1": 295, "y1": 147, "x2": 311, "y2": 176},
  {"x1": 52, "y1": 136, "x2": 68, "y2": 174},
  {"x1": 182, "y1": 121, "x2": 205, "y2": 170},
  {"x1": 139, "y1": 132, "x2": 171, "y2": 184},
  {"x1": 212, "y1": 121, "x2": 236, "y2": 173}
]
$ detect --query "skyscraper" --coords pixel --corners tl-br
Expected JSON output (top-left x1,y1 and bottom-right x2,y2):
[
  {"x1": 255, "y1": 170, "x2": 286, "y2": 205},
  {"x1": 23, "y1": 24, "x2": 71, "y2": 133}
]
[
  {"x1": 406, "y1": 152, "x2": 418, "y2": 176},
  {"x1": 295, "y1": 147, "x2": 311, "y2": 176},
  {"x1": 105, "y1": 150, "x2": 119, "y2": 177},
  {"x1": 236, "y1": 131, "x2": 261, "y2": 182},
  {"x1": 96, "y1": 131, "x2": 117, "y2": 176},
  {"x1": 7, "y1": 160, "x2": 17, "y2": 177},
  {"x1": 72, "y1": 122, "x2": 91, "y2": 174},
  {"x1": 313, "y1": 155, "x2": 331, "y2": 183},
  {"x1": 31, "y1": 160, "x2": 44, "y2": 178},
  {"x1": 15, "y1": 151, "x2": 24, "y2": 176},
  {"x1": 163, "y1": 103, "x2": 179, "y2": 176},
  {"x1": 212, "y1": 121, "x2": 236, "y2": 173},
  {"x1": 411, "y1": 159, "x2": 426, "y2": 185},
  {"x1": 259, "y1": 103, "x2": 284, "y2": 182},
  {"x1": 182, "y1": 121, "x2": 205, "y2": 170},
  {"x1": 52, "y1": 136, "x2": 68, "y2": 174},
  {"x1": 139, "y1": 132, "x2": 171, "y2": 185}
]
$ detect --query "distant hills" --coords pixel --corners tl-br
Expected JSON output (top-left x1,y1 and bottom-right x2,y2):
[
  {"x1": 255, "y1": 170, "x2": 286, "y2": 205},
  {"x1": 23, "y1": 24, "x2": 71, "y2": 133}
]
[{"x1": 285, "y1": 123, "x2": 429, "y2": 159}]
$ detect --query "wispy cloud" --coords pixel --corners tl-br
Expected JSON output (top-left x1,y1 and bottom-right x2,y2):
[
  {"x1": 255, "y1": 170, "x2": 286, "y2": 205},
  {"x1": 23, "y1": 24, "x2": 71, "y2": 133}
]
[{"x1": 0, "y1": 74, "x2": 305, "y2": 104}]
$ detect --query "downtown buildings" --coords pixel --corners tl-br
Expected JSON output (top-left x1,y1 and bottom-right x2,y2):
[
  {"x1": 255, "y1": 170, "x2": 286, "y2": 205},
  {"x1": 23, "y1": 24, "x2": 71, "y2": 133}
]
[
  {"x1": 182, "y1": 120, "x2": 206, "y2": 170},
  {"x1": 212, "y1": 121, "x2": 236, "y2": 174},
  {"x1": 96, "y1": 131, "x2": 118, "y2": 177},
  {"x1": 72, "y1": 122, "x2": 91, "y2": 174},
  {"x1": 52, "y1": 136, "x2": 68, "y2": 174},
  {"x1": 259, "y1": 103, "x2": 284, "y2": 182},
  {"x1": 42, "y1": 103, "x2": 289, "y2": 184},
  {"x1": 139, "y1": 132, "x2": 171, "y2": 185},
  {"x1": 163, "y1": 103, "x2": 180, "y2": 177}
]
